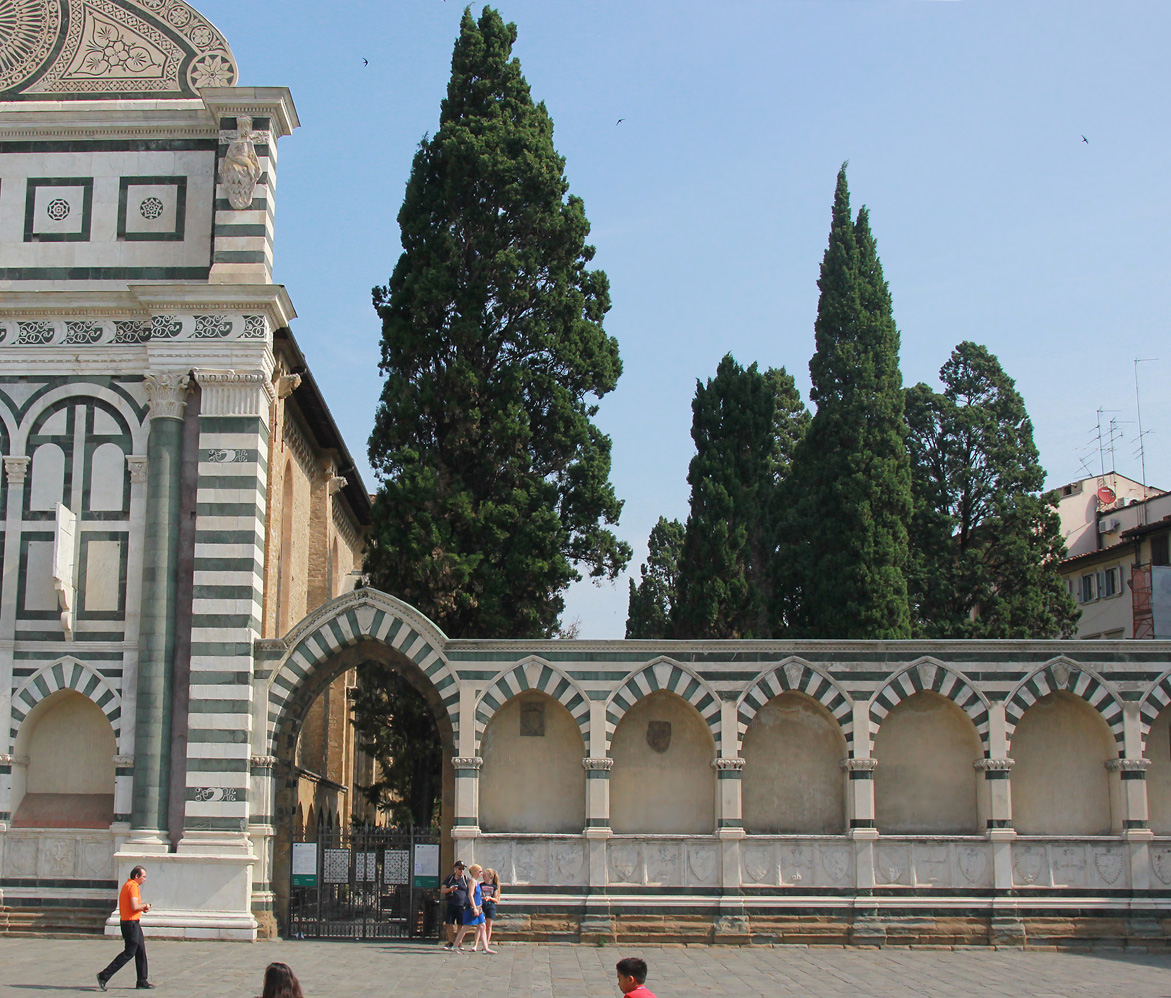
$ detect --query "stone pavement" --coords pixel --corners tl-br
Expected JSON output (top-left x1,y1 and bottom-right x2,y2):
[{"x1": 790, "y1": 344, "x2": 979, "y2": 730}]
[{"x1": 3, "y1": 938, "x2": 1171, "y2": 998}]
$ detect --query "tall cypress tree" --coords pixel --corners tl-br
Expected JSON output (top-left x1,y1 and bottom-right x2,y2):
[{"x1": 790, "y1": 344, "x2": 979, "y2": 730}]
[
  {"x1": 365, "y1": 7, "x2": 629, "y2": 640},
  {"x1": 779, "y1": 166, "x2": 913, "y2": 638},
  {"x1": 906, "y1": 341, "x2": 1079, "y2": 637},
  {"x1": 672, "y1": 354, "x2": 787, "y2": 638},
  {"x1": 625, "y1": 516, "x2": 685, "y2": 639}
]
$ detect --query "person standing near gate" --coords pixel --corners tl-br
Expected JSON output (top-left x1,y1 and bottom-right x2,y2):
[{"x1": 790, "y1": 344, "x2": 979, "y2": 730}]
[
  {"x1": 441, "y1": 860, "x2": 467, "y2": 949},
  {"x1": 96, "y1": 866, "x2": 153, "y2": 990}
]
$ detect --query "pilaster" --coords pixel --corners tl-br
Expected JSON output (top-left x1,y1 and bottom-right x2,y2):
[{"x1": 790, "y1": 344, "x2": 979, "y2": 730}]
[
  {"x1": 452, "y1": 756, "x2": 482, "y2": 862},
  {"x1": 130, "y1": 372, "x2": 190, "y2": 843}
]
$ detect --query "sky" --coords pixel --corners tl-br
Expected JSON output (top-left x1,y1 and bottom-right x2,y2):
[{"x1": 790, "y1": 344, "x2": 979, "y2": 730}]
[{"x1": 196, "y1": 0, "x2": 1170, "y2": 639}]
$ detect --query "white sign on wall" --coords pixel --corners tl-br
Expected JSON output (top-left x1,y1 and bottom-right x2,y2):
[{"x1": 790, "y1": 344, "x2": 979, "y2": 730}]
[{"x1": 413, "y1": 843, "x2": 439, "y2": 888}]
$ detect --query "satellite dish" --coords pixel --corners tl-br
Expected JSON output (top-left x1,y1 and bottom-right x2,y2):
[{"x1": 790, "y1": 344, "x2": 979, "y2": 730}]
[{"x1": 1097, "y1": 485, "x2": 1116, "y2": 505}]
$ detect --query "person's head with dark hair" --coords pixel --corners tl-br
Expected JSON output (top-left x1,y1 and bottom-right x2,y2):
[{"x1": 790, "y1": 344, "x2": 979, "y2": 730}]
[
  {"x1": 129, "y1": 865, "x2": 145, "y2": 880},
  {"x1": 261, "y1": 962, "x2": 303, "y2": 998},
  {"x1": 616, "y1": 957, "x2": 649, "y2": 994}
]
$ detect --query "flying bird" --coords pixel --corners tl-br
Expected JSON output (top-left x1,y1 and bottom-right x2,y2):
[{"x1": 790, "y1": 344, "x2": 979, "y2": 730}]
[
  {"x1": 616, "y1": 118, "x2": 624, "y2": 125},
  {"x1": 363, "y1": 59, "x2": 369, "y2": 67},
  {"x1": 1082, "y1": 135, "x2": 1088, "y2": 143}
]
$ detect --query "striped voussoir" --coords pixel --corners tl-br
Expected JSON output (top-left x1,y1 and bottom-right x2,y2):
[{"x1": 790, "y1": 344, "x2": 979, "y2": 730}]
[
  {"x1": 9, "y1": 657, "x2": 121, "y2": 740},
  {"x1": 474, "y1": 657, "x2": 591, "y2": 752},
  {"x1": 1005, "y1": 658, "x2": 1126, "y2": 751},
  {"x1": 736, "y1": 659, "x2": 853, "y2": 745},
  {"x1": 1139, "y1": 670, "x2": 1171, "y2": 750},
  {"x1": 605, "y1": 658, "x2": 721, "y2": 750},
  {"x1": 869, "y1": 659, "x2": 990, "y2": 751},
  {"x1": 266, "y1": 591, "x2": 460, "y2": 752}
]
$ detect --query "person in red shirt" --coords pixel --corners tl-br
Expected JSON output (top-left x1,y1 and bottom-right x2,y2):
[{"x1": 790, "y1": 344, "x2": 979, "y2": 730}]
[
  {"x1": 616, "y1": 957, "x2": 657, "y2": 998},
  {"x1": 96, "y1": 866, "x2": 153, "y2": 990}
]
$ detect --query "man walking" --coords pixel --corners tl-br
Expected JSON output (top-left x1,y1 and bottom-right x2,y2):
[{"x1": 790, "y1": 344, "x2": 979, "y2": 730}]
[{"x1": 97, "y1": 865, "x2": 154, "y2": 990}]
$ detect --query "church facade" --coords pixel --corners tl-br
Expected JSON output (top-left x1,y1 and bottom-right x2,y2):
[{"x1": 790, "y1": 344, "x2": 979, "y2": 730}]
[{"x1": 3, "y1": 0, "x2": 1171, "y2": 947}]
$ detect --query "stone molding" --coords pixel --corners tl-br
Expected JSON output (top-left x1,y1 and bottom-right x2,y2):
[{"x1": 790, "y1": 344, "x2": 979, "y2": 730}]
[
  {"x1": 974, "y1": 758, "x2": 1015, "y2": 773},
  {"x1": 112, "y1": 755, "x2": 134, "y2": 767},
  {"x1": 842, "y1": 757, "x2": 879, "y2": 772},
  {"x1": 194, "y1": 368, "x2": 276, "y2": 416},
  {"x1": 0, "y1": 754, "x2": 30, "y2": 767},
  {"x1": 583, "y1": 758, "x2": 614, "y2": 772},
  {"x1": 1107, "y1": 758, "x2": 1152, "y2": 773},
  {"x1": 144, "y1": 371, "x2": 191, "y2": 420},
  {"x1": 250, "y1": 756, "x2": 277, "y2": 770},
  {"x1": 126, "y1": 455, "x2": 148, "y2": 484},
  {"x1": 712, "y1": 757, "x2": 746, "y2": 771},
  {"x1": 3, "y1": 456, "x2": 30, "y2": 485},
  {"x1": 452, "y1": 757, "x2": 483, "y2": 771}
]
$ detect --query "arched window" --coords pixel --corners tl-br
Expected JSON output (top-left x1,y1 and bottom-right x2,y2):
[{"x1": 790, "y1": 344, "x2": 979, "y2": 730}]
[
  {"x1": 610, "y1": 691, "x2": 715, "y2": 834},
  {"x1": 874, "y1": 691, "x2": 981, "y2": 834},
  {"x1": 480, "y1": 692, "x2": 585, "y2": 833},
  {"x1": 742, "y1": 692, "x2": 846, "y2": 834}
]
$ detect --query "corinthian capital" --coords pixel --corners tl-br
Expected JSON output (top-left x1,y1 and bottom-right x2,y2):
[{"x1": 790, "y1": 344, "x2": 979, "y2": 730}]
[{"x1": 144, "y1": 371, "x2": 191, "y2": 420}]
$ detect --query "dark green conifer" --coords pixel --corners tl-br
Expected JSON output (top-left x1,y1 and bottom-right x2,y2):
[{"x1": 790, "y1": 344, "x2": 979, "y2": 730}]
[
  {"x1": 779, "y1": 166, "x2": 913, "y2": 638},
  {"x1": 365, "y1": 6, "x2": 629, "y2": 640},
  {"x1": 625, "y1": 517, "x2": 685, "y2": 639},
  {"x1": 905, "y1": 341, "x2": 1078, "y2": 637}
]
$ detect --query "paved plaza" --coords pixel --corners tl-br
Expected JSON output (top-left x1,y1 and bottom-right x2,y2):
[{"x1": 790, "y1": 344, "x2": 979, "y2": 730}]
[{"x1": 3, "y1": 938, "x2": 1171, "y2": 998}]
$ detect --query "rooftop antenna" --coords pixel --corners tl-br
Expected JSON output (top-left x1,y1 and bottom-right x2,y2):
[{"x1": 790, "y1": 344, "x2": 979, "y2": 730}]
[
  {"x1": 1094, "y1": 409, "x2": 1122, "y2": 478},
  {"x1": 1135, "y1": 358, "x2": 1158, "y2": 499}
]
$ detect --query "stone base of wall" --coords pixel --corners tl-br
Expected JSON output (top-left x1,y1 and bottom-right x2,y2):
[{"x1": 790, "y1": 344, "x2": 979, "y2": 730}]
[{"x1": 491, "y1": 908, "x2": 1171, "y2": 949}]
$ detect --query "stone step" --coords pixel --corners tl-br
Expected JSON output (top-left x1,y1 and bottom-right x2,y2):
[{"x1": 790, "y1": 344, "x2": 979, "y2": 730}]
[{"x1": 0, "y1": 907, "x2": 108, "y2": 937}]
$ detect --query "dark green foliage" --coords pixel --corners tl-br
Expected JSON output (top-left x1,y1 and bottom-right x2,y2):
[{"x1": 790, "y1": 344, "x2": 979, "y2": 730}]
[
  {"x1": 777, "y1": 166, "x2": 913, "y2": 638},
  {"x1": 349, "y1": 662, "x2": 443, "y2": 827},
  {"x1": 671, "y1": 354, "x2": 806, "y2": 638},
  {"x1": 365, "y1": 6, "x2": 629, "y2": 640},
  {"x1": 625, "y1": 517, "x2": 685, "y2": 639},
  {"x1": 905, "y1": 341, "x2": 1079, "y2": 637}
]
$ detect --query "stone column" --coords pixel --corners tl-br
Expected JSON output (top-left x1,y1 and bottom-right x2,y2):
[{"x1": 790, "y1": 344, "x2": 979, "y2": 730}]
[
  {"x1": 0, "y1": 456, "x2": 30, "y2": 819},
  {"x1": 452, "y1": 756, "x2": 482, "y2": 865},
  {"x1": 249, "y1": 755, "x2": 278, "y2": 937},
  {"x1": 712, "y1": 756, "x2": 748, "y2": 942},
  {"x1": 130, "y1": 372, "x2": 190, "y2": 843},
  {"x1": 975, "y1": 758, "x2": 1015, "y2": 830},
  {"x1": 581, "y1": 756, "x2": 614, "y2": 941},
  {"x1": 983, "y1": 702, "x2": 1023, "y2": 943}
]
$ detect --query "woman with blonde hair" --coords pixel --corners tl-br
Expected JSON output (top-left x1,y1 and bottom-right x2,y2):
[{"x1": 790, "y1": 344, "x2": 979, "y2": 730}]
[
  {"x1": 480, "y1": 868, "x2": 502, "y2": 951},
  {"x1": 452, "y1": 863, "x2": 491, "y2": 953}
]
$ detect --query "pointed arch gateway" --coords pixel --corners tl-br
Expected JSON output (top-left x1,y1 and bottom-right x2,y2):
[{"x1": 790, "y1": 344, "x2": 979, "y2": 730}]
[{"x1": 265, "y1": 590, "x2": 459, "y2": 930}]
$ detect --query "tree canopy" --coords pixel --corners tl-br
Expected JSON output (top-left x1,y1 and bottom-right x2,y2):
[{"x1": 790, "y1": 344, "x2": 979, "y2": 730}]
[
  {"x1": 365, "y1": 6, "x2": 629, "y2": 640},
  {"x1": 777, "y1": 165, "x2": 913, "y2": 638},
  {"x1": 625, "y1": 516, "x2": 685, "y2": 639},
  {"x1": 905, "y1": 341, "x2": 1078, "y2": 637}
]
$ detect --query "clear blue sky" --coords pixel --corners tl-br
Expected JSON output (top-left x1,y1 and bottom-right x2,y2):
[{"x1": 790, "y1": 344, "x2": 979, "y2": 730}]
[{"x1": 198, "y1": 0, "x2": 1170, "y2": 638}]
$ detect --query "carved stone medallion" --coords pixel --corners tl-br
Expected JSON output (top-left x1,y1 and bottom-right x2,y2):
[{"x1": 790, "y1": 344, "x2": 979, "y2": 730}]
[
  {"x1": 646, "y1": 720, "x2": 672, "y2": 754},
  {"x1": 958, "y1": 846, "x2": 987, "y2": 885},
  {"x1": 821, "y1": 847, "x2": 849, "y2": 884}
]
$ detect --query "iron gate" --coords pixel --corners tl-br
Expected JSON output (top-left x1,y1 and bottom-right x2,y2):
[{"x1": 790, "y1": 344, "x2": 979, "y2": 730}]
[{"x1": 288, "y1": 825, "x2": 441, "y2": 940}]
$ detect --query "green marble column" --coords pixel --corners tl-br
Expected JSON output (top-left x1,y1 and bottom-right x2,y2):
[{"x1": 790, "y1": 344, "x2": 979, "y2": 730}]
[{"x1": 131, "y1": 373, "x2": 189, "y2": 835}]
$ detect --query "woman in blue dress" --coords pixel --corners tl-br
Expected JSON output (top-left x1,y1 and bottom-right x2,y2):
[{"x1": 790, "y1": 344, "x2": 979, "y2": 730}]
[{"x1": 452, "y1": 863, "x2": 490, "y2": 953}]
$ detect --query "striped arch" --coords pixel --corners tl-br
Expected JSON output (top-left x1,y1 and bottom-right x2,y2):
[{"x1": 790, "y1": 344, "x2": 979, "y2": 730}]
[
  {"x1": 474, "y1": 657, "x2": 591, "y2": 753},
  {"x1": 736, "y1": 658, "x2": 854, "y2": 748},
  {"x1": 266, "y1": 589, "x2": 458, "y2": 753},
  {"x1": 15, "y1": 381, "x2": 149, "y2": 453},
  {"x1": 9, "y1": 657, "x2": 121, "y2": 742},
  {"x1": 605, "y1": 658, "x2": 721, "y2": 751},
  {"x1": 1005, "y1": 657, "x2": 1126, "y2": 753},
  {"x1": 869, "y1": 658, "x2": 991, "y2": 754},
  {"x1": 1137, "y1": 670, "x2": 1171, "y2": 752}
]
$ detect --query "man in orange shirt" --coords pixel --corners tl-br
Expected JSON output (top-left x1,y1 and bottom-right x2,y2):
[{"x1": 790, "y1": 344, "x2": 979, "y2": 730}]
[{"x1": 96, "y1": 865, "x2": 153, "y2": 990}]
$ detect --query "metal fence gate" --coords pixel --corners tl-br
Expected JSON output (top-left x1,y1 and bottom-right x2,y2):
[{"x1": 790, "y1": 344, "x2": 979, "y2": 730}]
[{"x1": 288, "y1": 826, "x2": 441, "y2": 940}]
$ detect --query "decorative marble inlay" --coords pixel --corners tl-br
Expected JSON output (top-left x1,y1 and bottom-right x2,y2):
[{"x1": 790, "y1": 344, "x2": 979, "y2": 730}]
[
  {"x1": 16, "y1": 320, "x2": 54, "y2": 345},
  {"x1": 45, "y1": 197, "x2": 70, "y2": 220},
  {"x1": 0, "y1": 0, "x2": 62, "y2": 91},
  {"x1": 65, "y1": 320, "x2": 103, "y2": 345},
  {"x1": 193, "y1": 314, "x2": 233, "y2": 338}
]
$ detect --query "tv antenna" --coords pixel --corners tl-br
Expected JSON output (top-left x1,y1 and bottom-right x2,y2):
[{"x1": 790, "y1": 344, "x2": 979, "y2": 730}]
[{"x1": 1135, "y1": 358, "x2": 1158, "y2": 523}]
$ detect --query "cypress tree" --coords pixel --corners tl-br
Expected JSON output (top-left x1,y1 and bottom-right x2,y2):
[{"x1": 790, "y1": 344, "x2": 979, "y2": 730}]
[
  {"x1": 672, "y1": 354, "x2": 785, "y2": 638},
  {"x1": 365, "y1": 7, "x2": 629, "y2": 640},
  {"x1": 779, "y1": 166, "x2": 913, "y2": 638},
  {"x1": 625, "y1": 516, "x2": 685, "y2": 639},
  {"x1": 906, "y1": 341, "x2": 1079, "y2": 637}
]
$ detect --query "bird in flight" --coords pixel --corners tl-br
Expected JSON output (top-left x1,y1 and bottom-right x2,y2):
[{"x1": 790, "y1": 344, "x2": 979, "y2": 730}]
[
  {"x1": 616, "y1": 118, "x2": 624, "y2": 125},
  {"x1": 1082, "y1": 135, "x2": 1088, "y2": 143},
  {"x1": 363, "y1": 58, "x2": 369, "y2": 67}
]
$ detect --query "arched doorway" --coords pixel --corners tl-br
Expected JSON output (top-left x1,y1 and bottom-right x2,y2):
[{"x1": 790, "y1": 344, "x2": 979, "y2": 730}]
[{"x1": 268, "y1": 636, "x2": 456, "y2": 938}]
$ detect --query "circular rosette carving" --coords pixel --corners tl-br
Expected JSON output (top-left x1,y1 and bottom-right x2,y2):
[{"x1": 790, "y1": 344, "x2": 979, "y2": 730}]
[{"x1": 0, "y1": 0, "x2": 62, "y2": 93}]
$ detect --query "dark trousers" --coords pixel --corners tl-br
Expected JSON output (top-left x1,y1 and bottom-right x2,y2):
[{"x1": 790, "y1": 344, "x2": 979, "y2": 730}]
[{"x1": 100, "y1": 919, "x2": 148, "y2": 984}]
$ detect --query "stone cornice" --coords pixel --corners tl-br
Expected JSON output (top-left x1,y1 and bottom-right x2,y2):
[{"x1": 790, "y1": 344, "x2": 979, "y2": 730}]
[{"x1": 201, "y1": 87, "x2": 300, "y2": 137}]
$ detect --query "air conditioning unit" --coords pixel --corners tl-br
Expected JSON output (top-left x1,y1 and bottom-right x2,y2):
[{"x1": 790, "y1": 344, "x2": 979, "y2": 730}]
[{"x1": 1099, "y1": 517, "x2": 1121, "y2": 534}]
